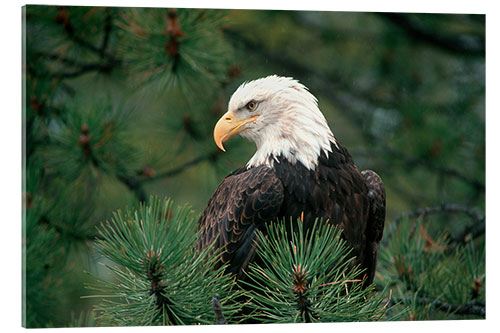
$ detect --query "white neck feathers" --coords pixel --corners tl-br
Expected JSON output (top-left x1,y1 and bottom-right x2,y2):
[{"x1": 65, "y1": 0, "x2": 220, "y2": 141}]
[{"x1": 239, "y1": 76, "x2": 337, "y2": 170}]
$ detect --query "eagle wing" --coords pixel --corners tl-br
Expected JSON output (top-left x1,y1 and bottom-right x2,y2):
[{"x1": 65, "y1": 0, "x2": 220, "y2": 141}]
[
  {"x1": 197, "y1": 165, "x2": 284, "y2": 278},
  {"x1": 361, "y1": 169, "x2": 386, "y2": 286}
]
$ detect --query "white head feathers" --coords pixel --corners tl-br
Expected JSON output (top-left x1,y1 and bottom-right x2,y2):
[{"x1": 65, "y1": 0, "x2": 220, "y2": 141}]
[{"x1": 228, "y1": 75, "x2": 337, "y2": 170}]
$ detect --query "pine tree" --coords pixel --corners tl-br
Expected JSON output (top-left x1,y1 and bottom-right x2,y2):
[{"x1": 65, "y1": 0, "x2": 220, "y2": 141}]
[
  {"x1": 23, "y1": 5, "x2": 485, "y2": 327},
  {"x1": 23, "y1": 5, "x2": 239, "y2": 327}
]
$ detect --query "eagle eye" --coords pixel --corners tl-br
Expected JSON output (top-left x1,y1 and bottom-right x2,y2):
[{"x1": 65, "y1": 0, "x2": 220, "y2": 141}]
[{"x1": 246, "y1": 101, "x2": 258, "y2": 111}]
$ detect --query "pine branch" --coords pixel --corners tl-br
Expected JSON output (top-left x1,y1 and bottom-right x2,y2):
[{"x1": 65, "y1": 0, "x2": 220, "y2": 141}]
[
  {"x1": 89, "y1": 197, "x2": 245, "y2": 326},
  {"x1": 38, "y1": 214, "x2": 104, "y2": 242},
  {"x1": 392, "y1": 297, "x2": 485, "y2": 317},
  {"x1": 99, "y1": 7, "x2": 113, "y2": 56},
  {"x1": 29, "y1": 50, "x2": 117, "y2": 82},
  {"x1": 452, "y1": 221, "x2": 485, "y2": 245},
  {"x1": 57, "y1": 223, "x2": 105, "y2": 243},
  {"x1": 141, "y1": 150, "x2": 221, "y2": 184},
  {"x1": 393, "y1": 203, "x2": 484, "y2": 224},
  {"x1": 112, "y1": 149, "x2": 222, "y2": 202},
  {"x1": 377, "y1": 13, "x2": 485, "y2": 57},
  {"x1": 72, "y1": 123, "x2": 147, "y2": 202},
  {"x1": 211, "y1": 294, "x2": 227, "y2": 325},
  {"x1": 244, "y1": 219, "x2": 393, "y2": 323},
  {"x1": 292, "y1": 264, "x2": 315, "y2": 323},
  {"x1": 54, "y1": 63, "x2": 115, "y2": 79},
  {"x1": 115, "y1": 8, "x2": 233, "y2": 91},
  {"x1": 116, "y1": 174, "x2": 147, "y2": 203},
  {"x1": 49, "y1": 6, "x2": 121, "y2": 79},
  {"x1": 382, "y1": 148, "x2": 485, "y2": 192},
  {"x1": 224, "y1": 27, "x2": 395, "y2": 110},
  {"x1": 378, "y1": 217, "x2": 485, "y2": 321},
  {"x1": 56, "y1": 6, "x2": 116, "y2": 62},
  {"x1": 386, "y1": 203, "x2": 485, "y2": 246},
  {"x1": 34, "y1": 51, "x2": 99, "y2": 69}
]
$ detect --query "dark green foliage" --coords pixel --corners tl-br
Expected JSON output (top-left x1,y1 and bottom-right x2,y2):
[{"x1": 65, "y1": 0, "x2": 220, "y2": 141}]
[
  {"x1": 243, "y1": 219, "x2": 400, "y2": 323},
  {"x1": 23, "y1": 6, "x2": 238, "y2": 326},
  {"x1": 377, "y1": 218, "x2": 485, "y2": 320},
  {"x1": 24, "y1": 173, "x2": 64, "y2": 327},
  {"x1": 34, "y1": 97, "x2": 139, "y2": 181},
  {"x1": 23, "y1": 163, "x2": 82, "y2": 327},
  {"x1": 116, "y1": 8, "x2": 233, "y2": 93},
  {"x1": 87, "y1": 196, "x2": 244, "y2": 326}
]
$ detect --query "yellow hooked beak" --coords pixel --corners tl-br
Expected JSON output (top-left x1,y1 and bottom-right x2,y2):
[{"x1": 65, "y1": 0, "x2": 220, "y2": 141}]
[{"x1": 213, "y1": 110, "x2": 260, "y2": 151}]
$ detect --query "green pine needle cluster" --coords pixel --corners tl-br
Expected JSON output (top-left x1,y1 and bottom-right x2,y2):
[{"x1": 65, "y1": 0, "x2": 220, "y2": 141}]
[
  {"x1": 376, "y1": 219, "x2": 485, "y2": 320},
  {"x1": 243, "y1": 219, "x2": 398, "y2": 323},
  {"x1": 116, "y1": 7, "x2": 233, "y2": 93},
  {"x1": 34, "y1": 97, "x2": 139, "y2": 182},
  {"x1": 86, "y1": 196, "x2": 244, "y2": 326}
]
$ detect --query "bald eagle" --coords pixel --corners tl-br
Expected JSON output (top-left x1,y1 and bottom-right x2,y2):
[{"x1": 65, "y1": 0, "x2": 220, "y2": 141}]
[{"x1": 197, "y1": 75, "x2": 385, "y2": 286}]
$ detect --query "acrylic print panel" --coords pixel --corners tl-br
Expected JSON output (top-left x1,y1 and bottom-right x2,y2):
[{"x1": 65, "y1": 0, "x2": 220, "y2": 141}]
[{"x1": 22, "y1": 4, "x2": 485, "y2": 328}]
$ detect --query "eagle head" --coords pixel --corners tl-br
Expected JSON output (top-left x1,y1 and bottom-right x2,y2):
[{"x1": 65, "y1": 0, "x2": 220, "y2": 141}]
[{"x1": 213, "y1": 75, "x2": 336, "y2": 170}]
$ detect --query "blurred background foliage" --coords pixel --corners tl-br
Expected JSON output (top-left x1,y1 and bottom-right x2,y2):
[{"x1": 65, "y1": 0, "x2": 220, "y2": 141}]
[{"x1": 23, "y1": 5, "x2": 485, "y2": 327}]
